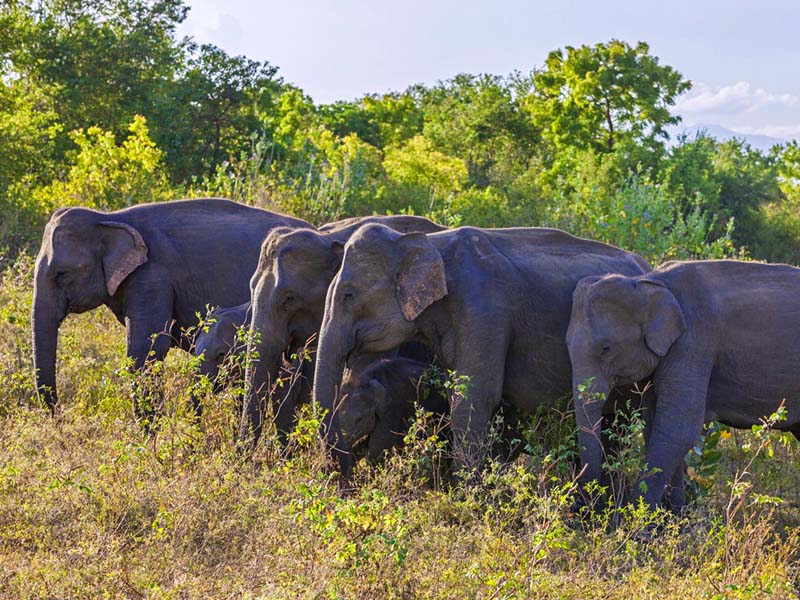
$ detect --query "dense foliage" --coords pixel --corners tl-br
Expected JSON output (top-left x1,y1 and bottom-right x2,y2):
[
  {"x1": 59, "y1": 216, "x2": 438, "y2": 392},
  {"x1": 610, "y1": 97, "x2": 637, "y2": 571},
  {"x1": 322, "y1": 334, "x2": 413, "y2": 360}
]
[{"x1": 1, "y1": 1, "x2": 797, "y2": 265}]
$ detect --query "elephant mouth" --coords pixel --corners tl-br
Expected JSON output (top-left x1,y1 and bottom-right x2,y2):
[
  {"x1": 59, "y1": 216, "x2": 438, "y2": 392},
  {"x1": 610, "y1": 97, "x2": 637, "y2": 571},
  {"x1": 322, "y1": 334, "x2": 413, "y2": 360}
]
[
  {"x1": 66, "y1": 297, "x2": 95, "y2": 315},
  {"x1": 345, "y1": 431, "x2": 371, "y2": 460},
  {"x1": 345, "y1": 430, "x2": 370, "y2": 449},
  {"x1": 353, "y1": 442, "x2": 370, "y2": 461}
]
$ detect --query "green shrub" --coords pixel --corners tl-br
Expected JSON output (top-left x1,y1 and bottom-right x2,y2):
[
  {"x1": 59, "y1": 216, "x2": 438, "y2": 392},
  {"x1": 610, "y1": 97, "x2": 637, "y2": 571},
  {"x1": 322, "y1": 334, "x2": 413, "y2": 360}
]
[
  {"x1": 30, "y1": 115, "x2": 174, "y2": 213},
  {"x1": 545, "y1": 177, "x2": 741, "y2": 264}
]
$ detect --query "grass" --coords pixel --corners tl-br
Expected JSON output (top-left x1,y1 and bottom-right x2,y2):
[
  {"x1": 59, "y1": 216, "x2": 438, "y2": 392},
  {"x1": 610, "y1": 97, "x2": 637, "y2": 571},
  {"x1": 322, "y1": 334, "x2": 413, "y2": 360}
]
[{"x1": 1, "y1": 255, "x2": 800, "y2": 599}]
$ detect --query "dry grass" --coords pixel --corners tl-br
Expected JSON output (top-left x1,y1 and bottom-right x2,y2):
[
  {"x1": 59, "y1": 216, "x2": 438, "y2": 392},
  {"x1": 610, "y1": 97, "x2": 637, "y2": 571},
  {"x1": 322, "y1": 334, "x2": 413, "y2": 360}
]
[{"x1": 1, "y1": 255, "x2": 799, "y2": 599}]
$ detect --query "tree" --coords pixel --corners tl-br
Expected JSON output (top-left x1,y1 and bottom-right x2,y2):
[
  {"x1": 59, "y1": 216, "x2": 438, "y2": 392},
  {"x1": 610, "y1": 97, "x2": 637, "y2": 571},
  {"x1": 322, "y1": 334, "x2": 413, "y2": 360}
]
[
  {"x1": 383, "y1": 135, "x2": 467, "y2": 204},
  {"x1": 419, "y1": 74, "x2": 539, "y2": 189},
  {"x1": 167, "y1": 43, "x2": 281, "y2": 180},
  {"x1": 31, "y1": 115, "x2": 172, "y2": 212},
  {"x1": 0, "y1": 0, "x2": 187, "y2": 143},
  {"x1": 317, "y1": 92, "x2": 423, "y2": 149},
  {"x1": 528, "y1": 40, "x2": 689, "y2": 157},
  {"x1": 713, "y1": 139, "x2": 784, "y2": 247},
  {"x1": 0, "y1": 79, "x2": 62, "y2": 195},
  {"x1": 778, "y1": 140, "x2": 800, "y2": 198}
]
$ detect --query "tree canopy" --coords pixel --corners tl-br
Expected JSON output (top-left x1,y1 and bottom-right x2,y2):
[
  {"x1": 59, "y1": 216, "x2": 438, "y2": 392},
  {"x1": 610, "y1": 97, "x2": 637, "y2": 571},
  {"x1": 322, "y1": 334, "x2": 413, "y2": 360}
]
[{"x1": 0, "y1": 2, "x2": 797, "y2": 265}]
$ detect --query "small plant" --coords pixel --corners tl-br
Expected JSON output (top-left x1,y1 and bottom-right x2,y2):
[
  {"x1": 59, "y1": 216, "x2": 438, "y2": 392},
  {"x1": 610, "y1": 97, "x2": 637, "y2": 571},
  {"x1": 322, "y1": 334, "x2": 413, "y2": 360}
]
[
  {"x1": 684, "y1": 421, "x2": 726, "y2": 504},
  {"x1": 725, "y1": 401, "x2": 788, "y2": 526}
]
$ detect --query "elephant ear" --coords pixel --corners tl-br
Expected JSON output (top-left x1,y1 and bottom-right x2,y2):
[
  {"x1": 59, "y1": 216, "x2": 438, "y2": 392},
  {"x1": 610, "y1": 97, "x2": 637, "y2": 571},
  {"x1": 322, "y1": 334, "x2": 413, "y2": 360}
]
[
  {"x1": 395, "y1": 233, "x2": 448, "y2": 321},
  {"x1": 98, "y1": 221, "x2": 148, "y2": 296},
  {"x1": 641, "y1": 280, "x2": 686, "y2": 357}
]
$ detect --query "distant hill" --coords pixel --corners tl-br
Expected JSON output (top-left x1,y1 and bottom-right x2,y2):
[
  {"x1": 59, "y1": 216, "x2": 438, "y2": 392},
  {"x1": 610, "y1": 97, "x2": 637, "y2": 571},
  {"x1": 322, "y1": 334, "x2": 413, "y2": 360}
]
[{"x1": 667, "y1": 123, "x2": 788, "y2": 152}]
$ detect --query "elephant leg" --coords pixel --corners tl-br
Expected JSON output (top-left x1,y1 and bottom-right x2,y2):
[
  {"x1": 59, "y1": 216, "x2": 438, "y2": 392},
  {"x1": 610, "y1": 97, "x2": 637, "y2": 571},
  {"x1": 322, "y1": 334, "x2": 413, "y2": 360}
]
[
  {"x1": 267, "y1": 357, "x2": 309, "y2": 447},
  {"x1": 662, "y1": 462, "x2": 687, "y2": 514},
  {"x1": 125, "y1": 300, "x2": 174, "y2": 426},
  {"x1": 639, "y1": 360, "x2": 710, "y2": 509},
  {"x1": 272, "y1": 386, "x2": 298, "y2": 447},
  {"x1": 449, "y1": 387, "x2": 502, "y2": 477},
  {"x1": 447, "y1": 343, "x2": 507, "y2": 478},
  {"x1": 586, "y1": 384, "x2": 648, "y2": 507},
  {"x1": 627, "y1": 384, "x2": 687, "y2": 513}
]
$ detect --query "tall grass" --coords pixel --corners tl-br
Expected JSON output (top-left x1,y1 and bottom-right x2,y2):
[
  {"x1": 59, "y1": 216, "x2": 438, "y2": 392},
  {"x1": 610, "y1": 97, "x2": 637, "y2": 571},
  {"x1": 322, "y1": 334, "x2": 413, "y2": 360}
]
[{"x1": 1, "y1": 254, "x2": 799, "y2": 598}]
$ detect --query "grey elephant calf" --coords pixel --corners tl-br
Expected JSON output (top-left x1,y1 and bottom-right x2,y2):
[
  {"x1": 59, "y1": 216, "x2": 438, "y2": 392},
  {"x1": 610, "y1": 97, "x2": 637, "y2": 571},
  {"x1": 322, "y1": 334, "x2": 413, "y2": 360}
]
[
  {"x1": 194, "y1": 302, "x2": 250, "y2": 387},
  {"x1": 32, "y1": 198, "x2": 310, "y2": 414},
  {"x1": 339, "y1": 357, "x2": 529, "y2": 468},
  {"x1": 313, "y1": 224, "x2": 651, "y2": 476},
  {"x1": 567, "y1": 259, "x2": 800, "y2": 512},
  {"x1": 338, "y1": 357, "x2": 448, "y2": 463}
]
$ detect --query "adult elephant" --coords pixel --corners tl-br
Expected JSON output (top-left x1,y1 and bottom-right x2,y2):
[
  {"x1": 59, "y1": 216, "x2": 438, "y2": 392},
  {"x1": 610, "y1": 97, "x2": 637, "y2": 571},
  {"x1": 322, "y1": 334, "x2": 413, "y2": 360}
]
[
  {"x1": 32, "y1": 198, "x2": 310, "y2": 413},
  {"x1": 243, "y1": 215, "x2": 445, "y2": 446},
  {"x1": 313, "y1": 224, "x2": 651, "y2": 476},
  {"x1": 566, "y1": 260, "x2": 800, "y2": 512}
]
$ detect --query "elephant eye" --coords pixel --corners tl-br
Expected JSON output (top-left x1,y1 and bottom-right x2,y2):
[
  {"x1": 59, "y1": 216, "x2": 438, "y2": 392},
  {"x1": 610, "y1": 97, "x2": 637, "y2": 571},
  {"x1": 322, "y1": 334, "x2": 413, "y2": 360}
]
[
  {"x1": 343, "y1": 292, "x2": 354, "y2": 302},
  {"x1": 282, "y1": 295, "x2": 294, "y2": 310},
  {"x1": 600, "y1": 345, "x2": 611, "y2": 356},
  {"x1": 54, "y1": 269, "x2": 67, "y2": 283}
]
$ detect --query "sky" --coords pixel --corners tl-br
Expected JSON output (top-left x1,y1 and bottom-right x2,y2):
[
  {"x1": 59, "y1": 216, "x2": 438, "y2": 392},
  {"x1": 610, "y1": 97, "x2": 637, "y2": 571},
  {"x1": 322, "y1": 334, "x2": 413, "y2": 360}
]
[{"x1": 177, "y1": 0, "x2": 800, "y2": 142}]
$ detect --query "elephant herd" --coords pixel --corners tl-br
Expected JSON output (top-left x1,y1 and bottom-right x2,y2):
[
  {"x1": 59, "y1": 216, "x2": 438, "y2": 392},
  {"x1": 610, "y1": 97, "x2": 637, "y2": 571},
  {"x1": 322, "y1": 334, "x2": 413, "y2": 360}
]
[{"x1": 32, "y1": 197, "x2": 800, "y2": 514}]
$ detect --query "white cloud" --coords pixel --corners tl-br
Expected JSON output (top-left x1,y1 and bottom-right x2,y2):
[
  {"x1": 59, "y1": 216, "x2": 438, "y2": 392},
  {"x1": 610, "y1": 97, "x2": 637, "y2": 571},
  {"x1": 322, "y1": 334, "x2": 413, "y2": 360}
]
[
  {"x1": 677, "y1": 81, "x2": 799, "y2": 116},
  {"x1": 178, "y1": 11, "x2": 244, "y2": 54},
  {"x1": 732, "y1": 124, "x2": 800, "y2": 139}
]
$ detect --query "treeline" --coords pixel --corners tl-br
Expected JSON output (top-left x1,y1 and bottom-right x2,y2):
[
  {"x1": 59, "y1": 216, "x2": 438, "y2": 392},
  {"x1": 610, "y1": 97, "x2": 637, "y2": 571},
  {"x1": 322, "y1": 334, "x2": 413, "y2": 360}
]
[{"x1": 2, "y1": 0, "x2": 799, "y2": 265}]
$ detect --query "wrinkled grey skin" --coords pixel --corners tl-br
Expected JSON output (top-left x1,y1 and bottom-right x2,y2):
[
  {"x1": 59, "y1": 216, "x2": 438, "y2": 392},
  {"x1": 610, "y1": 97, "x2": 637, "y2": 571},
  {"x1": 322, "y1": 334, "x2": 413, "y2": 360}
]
[
  {"x1": 32, "y1": 198, "x2": 310, "y2": 412},
  {"x1": 243, "y1": 215, "x2": 445, "y2": 446},
  {"x1": 195, "y1": 302, "x2": 250, "y2": 388},
  {"x1": 313, "y1": 224, "x2": 651, "y2": 475},
  {"x1": 567, "y1": 260, "x2": 800, "y2": 511},
  {"x1": 339, "y1": 357, "x2": 447, "y2": 463}
]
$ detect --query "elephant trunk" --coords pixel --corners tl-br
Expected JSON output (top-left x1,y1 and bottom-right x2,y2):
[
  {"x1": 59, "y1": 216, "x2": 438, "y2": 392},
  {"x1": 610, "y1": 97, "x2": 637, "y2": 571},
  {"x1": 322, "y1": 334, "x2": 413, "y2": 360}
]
[
  {"x1": 573, "y1": 371, "x2": 610, "y2": 488},
  {"x1": 312, "y1": 313, "x2": 355, "y2": 476},
  {"x1": 197, "y1": 350, "x2": 220, "y2": 382},
  {"x1": 241, "y1": 314, "x2": 290, "y2": 445},
  {"x1": 32, "y1": 269, "x2": 64, "y2": 411}
]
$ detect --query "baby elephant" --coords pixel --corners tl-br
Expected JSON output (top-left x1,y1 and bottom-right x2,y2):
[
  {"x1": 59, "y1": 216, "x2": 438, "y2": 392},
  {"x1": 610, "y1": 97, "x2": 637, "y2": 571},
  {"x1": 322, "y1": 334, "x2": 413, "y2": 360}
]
[
  {"x1": 567, "y1": 260, "x2": 800, "y2": 512},
  {"x1": 338, "y1": 357, "x2": 526, "y2": 465},
  {"x1": 194, "y1": 302, "x2": 250, "y2": 387},
  {"x1": 338, "y1": 358, "x2": 448, "y2": 463}
]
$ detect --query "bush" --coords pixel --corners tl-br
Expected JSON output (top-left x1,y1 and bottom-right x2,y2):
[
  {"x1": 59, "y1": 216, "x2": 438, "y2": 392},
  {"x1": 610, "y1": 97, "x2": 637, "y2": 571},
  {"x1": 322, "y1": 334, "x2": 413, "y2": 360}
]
[
  {"x1": 545, "y1": 177, "x2": 741, "y2": 264},
  {"x1": 30, "y1": 115, "x2": 174, "y2": 213}
]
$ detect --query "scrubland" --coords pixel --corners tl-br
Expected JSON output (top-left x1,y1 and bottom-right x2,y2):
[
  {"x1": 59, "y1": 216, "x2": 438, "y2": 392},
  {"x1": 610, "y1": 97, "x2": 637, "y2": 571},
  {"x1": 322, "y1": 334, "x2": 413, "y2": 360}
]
[{"x1": 2, "y1": 255, "x2": 799, "y2": 599}]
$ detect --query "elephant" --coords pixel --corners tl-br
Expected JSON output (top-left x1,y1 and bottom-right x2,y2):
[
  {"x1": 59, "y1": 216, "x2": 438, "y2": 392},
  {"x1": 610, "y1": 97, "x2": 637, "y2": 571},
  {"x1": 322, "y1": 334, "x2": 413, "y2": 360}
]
[
  {"x1": 32, "y1": 198, "x2": 310, "y2": 415},
  {"x1": 338, "y1": 356, "x2": 448, "y2": 463},
  {"x1": 339, "y1": 356, "x2": 530, "y2": 468},
  {"x1": 566, "y1": 259, "x2": 800, "y2": 511},
  {"x1": 242, "y1": 214, "x2": 445, "y2": 446},
  {"x1": 194, "y1": 301, "x2": 250, "y2": 387},
  {"x1": 313, "y1": 223, "x2": 651, "y2": 476}
]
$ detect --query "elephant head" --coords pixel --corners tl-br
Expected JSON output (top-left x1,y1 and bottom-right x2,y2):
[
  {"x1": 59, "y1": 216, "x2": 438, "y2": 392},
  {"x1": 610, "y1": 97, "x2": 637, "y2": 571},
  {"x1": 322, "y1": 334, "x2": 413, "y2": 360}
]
[
  {"x1": 313, "y1": 224, "x2": 447, "y2": 473},
  {"x1": 566, "y1": 274, "x2": 686, "y2": 484},
  {"x1": 32, "y1": 207, "x2": 148, "y2": 409},
  {"x1": 339, "y1": 375, "x2": 396, "y2": 463},
  {"x1": 195, "y1": 302, "x2": 250, "y2": 387},
  {"x1": 243, "y1": 227, "x2": 343, "y2": 439}
]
